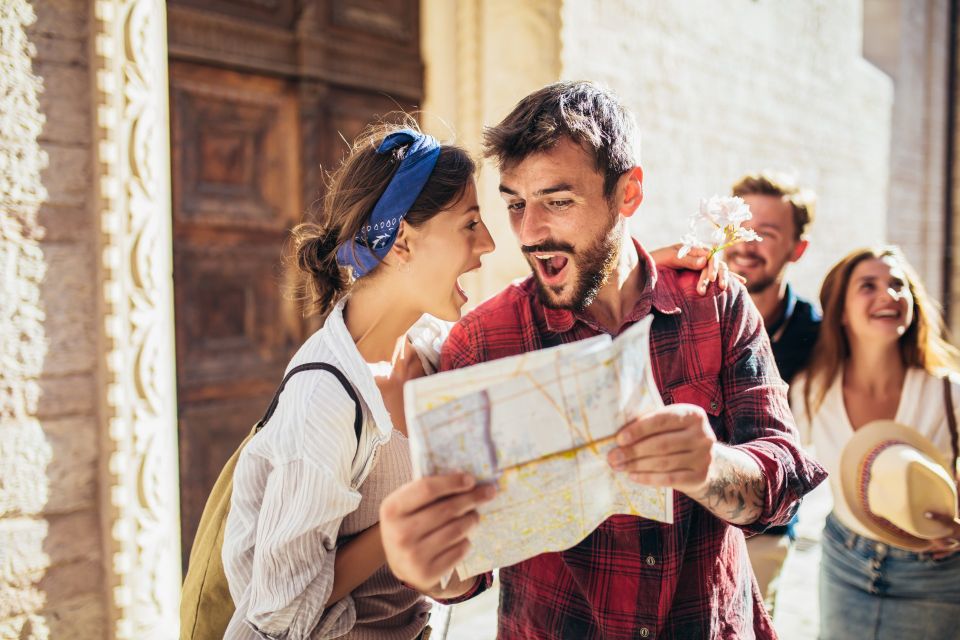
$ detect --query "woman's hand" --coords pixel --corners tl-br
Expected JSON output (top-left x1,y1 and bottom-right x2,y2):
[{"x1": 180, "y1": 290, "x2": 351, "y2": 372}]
[
  {"x1": 327, "y1": 523, "x2": 388, "y2": 606},
  {"x1": 649, "y1": 244, "x2": 746, "y2": 295},
  {"x1": 922, "y1": 511, "x2": 960, "y2": 559}
]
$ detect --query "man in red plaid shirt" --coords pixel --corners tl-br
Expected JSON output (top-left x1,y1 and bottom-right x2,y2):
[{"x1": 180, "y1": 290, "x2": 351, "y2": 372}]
[{"x1": 380, "y1": 81, "x2": 827, "y2": 639}]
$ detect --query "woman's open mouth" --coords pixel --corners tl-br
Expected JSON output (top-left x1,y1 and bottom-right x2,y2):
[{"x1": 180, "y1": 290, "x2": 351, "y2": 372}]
[
  {"x1": 454, "y1": 262, "x2": 483, "y2": 304},
  {"x1": 533, "y1": 254, "x2": 570, "y2": 286},
  {"x1": 870, "y1": 308, "x2": 902, "y2": 321}
]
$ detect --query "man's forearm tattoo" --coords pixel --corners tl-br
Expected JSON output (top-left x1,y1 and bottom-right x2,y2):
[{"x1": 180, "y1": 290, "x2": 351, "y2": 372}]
[{"x1": 692, "y1": 448, "x2": 766, "y2": 525}]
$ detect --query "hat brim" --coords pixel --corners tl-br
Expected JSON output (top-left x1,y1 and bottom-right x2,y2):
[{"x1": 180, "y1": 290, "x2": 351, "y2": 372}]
[{"x1": 839, "y1": 420, "x2": 955, "y2": 551}]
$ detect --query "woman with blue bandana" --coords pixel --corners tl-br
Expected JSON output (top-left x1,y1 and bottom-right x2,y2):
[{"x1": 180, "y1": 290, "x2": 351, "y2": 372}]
[{"x1": 222, "y1": 120, "x2": 495, "y2": 640}]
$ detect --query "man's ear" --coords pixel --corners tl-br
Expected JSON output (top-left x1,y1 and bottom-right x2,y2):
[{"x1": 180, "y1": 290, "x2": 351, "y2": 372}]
[
  {"x1": 790, "y1": 238, "x2": 809, "y2": 263},
  {"x1": 619, "y1": 166, "x2": 644, "y2": 218}
]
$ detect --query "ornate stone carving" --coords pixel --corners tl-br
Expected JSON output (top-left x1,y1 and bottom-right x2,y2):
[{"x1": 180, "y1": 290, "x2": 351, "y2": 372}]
[
  {"x1": 92, "y1": 0, "x2": 181, "y2": 637},
  {"x1": 0, "y1": 3, "x2": 52, "y2": 633}
]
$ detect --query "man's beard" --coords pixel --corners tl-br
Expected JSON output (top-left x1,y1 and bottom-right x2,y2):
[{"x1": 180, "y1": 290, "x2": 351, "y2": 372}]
[
  {"x1": 727, "y1": 250, "x2": 778, "y2": 295},
  {"x1": 526, "y1": 217, "x2": 623, "y2": 313},
  {"x1": 744, "y1": 272, "x2": 777, "y2": 295}
]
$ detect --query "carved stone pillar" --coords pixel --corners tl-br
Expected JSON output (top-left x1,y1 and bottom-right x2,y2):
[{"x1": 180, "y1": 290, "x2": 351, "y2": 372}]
[{"x1": 91, "y1": 0, "x2": 181, "y2": 637}]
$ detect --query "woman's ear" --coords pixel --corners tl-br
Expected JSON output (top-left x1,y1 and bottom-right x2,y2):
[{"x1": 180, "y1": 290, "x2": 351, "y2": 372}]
[
  {"x1": 620, "y1": 166, "x2": 644, "y2": 218},
  {"x1": 388, "y1": 219, "x2": 415, "y2": 267}
]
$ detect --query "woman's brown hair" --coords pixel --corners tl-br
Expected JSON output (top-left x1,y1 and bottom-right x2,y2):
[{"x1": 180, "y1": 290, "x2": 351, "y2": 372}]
[
  {"x1": 803, "y1": 246, "x2": 960, "y2": 416},
  {"x1": 290, "y1": 118, "x2": 475, "y2": 318}
]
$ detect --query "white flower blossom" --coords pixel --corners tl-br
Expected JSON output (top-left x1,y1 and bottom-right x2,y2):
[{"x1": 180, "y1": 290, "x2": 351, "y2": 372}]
[{"x1": 677, "y1": 195, "x2": 762, "y2": 259}]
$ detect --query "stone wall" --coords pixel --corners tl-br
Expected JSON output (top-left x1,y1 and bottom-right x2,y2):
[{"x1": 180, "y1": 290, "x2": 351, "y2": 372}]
[
  {"x1": 951, "y1": 4, "x2": 960, "y2": 335},
  {"x1": 431, "y1": 0, "x2": 953, "y2": 338},
  {"x1": 559, "y1": 0, "x2": 892, "y2": 303},
  {"x1": 424, "y1": 0, "x2": 894, "y2": 305},
  {"x1": 0, "y1": 0, "x2": 106, "y2": 638},
  {"x1": 865, "y1": 0, "x2": 951, "y2": 308}
]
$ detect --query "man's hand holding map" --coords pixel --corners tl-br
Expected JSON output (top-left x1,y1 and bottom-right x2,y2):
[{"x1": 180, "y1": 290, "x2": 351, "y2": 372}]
[{"x1": 404, "y1": 316, "x2": 672, "y2": 580}]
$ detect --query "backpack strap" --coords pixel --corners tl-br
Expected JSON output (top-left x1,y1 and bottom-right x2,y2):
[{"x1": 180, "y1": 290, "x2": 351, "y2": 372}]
[
  {"x1": 944, "y1": 375, "x2": 959, "y2": 479},
  {"x1": 255, "y1": 363, "x2": 363, "y2": 446}
]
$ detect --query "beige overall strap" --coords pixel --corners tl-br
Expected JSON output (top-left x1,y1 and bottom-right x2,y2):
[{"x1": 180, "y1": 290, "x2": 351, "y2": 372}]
[
  {"x1": 944, "y1": 376, "x2": 959, "y2": 485},
  {"x1": 943, "y1": 376, "x2": 960, "y2": 508}
]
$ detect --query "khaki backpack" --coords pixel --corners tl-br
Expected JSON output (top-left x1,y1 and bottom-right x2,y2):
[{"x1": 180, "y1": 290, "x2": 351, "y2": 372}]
[{"x1": 179, "y1": 362, "x2": 362, "y2": 640}]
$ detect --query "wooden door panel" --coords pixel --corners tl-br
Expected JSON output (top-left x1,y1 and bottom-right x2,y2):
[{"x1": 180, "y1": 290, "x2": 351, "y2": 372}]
[
  {"x1": 171, "y1": 62, "x2": 302, "y2": 566},
  {"x1": 331, "y1": 0, "x2": 417, "y2": 41},
  {"x1": 168, "y1": 0, "x2": 297, "y2": 29},
  {"x1": 178, "y1": 395, "x2": 271, "y2": 559},
  {"x1": 169, "y1": 0, "x2": 424, "y2": 570},
  {"x1": 172, "y1": 66, "x2": 299, "y2": 230},
  {"x1": 175, "y1": 241, "x2": 297, "y2": 399},
  {"x1": 322, "y1": 87, "x2": 419, "y2": 167}
]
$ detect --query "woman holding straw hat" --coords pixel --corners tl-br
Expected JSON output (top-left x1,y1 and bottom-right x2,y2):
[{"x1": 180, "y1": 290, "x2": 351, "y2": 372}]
[{"x1": 791, "y1": 246, "x2": 960, "y2": 639}]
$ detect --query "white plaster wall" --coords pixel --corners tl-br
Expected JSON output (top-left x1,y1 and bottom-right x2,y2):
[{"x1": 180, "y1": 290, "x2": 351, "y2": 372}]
[
  {"x1": 421, "y1": 0, "x2": 562, "y2": 300},
  {"x1": 423, "y1": 1, "x2": 894, "y2": 305},
  {"x1": 559, "y1": 0, "x2": 893, "y2": 303},
  {"x1": 865, "y1": 0, "x2": 950, "y2": 305}
]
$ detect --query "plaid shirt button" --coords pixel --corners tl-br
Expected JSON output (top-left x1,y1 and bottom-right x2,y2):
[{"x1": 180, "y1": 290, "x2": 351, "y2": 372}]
[
  {"x1": 646, "y1": 555, "x2": 656, "y2": 566},
  {"x1": 640, "y1": 627, "x2": 650, "y2": 638}
]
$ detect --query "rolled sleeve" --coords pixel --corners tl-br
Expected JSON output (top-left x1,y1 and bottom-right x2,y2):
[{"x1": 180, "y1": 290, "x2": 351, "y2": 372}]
[
  {"x1": 432, "y1": 572, "x2": 494, "y2": 605},
  {"x1": 718, "y1": 284, "x2": 827, "y2": 533},
  {"x1": 243, "y1": 459, "x2": 361, "y2": 638}
]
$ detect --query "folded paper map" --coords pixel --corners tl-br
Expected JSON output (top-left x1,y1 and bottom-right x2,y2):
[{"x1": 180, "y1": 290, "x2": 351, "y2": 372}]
[{"x1": 404, "y1": 315, "x2": 672, "y2": 580}]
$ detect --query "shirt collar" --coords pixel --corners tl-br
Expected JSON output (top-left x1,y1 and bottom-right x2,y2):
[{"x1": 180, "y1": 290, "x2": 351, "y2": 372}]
[
  {"x1": 543, "y1": 238, "x2": 681, "y2": 334},
  {"x1": 766, "y1": 282, "x2": 798, "y2": 342},
  {"x1": 322, "y1": 298, "x2": 395, "y2": 438}
]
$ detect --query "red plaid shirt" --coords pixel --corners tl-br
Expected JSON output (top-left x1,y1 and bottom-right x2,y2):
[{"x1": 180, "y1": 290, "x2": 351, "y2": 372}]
[{"x1": 440, "y1": 241, "x2": 827, "y2": 640}]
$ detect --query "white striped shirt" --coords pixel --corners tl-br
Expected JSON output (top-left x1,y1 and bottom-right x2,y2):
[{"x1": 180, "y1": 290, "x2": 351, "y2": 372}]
[{"x1": 222, "y1": 299, "x2": 447, "y2": 639}]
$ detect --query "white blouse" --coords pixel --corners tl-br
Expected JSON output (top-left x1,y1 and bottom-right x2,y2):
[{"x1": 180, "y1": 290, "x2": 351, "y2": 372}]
[
  {"x1": 790, "y1": 367, "x2": 960, "y2": 540},
  {"x1": 222, "y1": 298, "x2": 449, "y2": 639}
]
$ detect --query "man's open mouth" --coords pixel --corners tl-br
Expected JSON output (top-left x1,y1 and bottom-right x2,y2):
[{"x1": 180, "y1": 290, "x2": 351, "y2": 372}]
[{"x1": 533, "y1": 254, "x2": 570, "y2": 284}]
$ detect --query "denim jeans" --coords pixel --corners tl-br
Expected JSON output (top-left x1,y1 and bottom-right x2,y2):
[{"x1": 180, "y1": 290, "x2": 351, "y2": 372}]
[{"x1": 819, "y1": 513, "x2": 960, "y2": 640}]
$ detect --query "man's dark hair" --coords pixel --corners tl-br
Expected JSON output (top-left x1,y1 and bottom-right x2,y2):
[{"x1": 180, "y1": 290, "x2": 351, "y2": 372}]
[{"x1": 482, "y1": 81, "x2": 639, "y2": 198}]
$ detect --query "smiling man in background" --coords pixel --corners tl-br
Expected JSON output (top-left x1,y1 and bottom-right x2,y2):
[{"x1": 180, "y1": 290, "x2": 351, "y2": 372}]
[{"x1": 725, "y1": 172, "x2": 820, "y2": 617}]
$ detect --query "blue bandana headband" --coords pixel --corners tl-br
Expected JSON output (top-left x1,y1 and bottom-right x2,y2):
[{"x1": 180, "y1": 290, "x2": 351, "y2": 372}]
[{"x1": 336, "y1": 129, "x2": 441, "y2": 278}]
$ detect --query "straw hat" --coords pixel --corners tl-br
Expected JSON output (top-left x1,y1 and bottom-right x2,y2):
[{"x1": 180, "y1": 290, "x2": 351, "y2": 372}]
[{"x1": 839, "y1": 420, "x2": 959, "y2": 551}]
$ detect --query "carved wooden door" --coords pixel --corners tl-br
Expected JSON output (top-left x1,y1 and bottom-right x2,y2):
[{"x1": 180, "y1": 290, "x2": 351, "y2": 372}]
[
  {"x1": 168, "y1": 0, "x2": 423, "y2": 568},
  {"x1": 170, "y1": 63, "x2": 304, "y2": 568}
]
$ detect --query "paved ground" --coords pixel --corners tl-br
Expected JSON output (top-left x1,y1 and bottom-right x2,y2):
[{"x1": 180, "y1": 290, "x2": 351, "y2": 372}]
[{"x1": 443, "y1": 482, "x2": 833, "y2": 640}]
